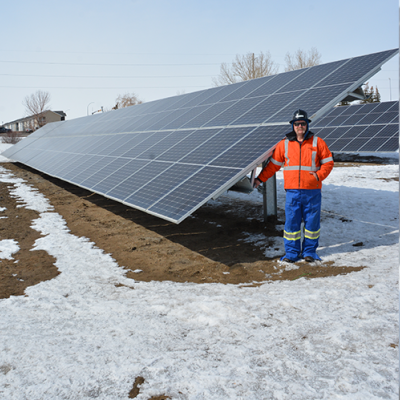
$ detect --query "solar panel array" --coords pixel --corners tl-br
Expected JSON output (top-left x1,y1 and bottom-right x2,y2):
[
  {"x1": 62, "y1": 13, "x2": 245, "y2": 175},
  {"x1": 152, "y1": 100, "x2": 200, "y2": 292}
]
[
  {"x1": 313, "y1": 100, "x2": 399, "y2": 152},
  {"x1": 2, "y1": 49, "x2": 398, "y2": 223}
]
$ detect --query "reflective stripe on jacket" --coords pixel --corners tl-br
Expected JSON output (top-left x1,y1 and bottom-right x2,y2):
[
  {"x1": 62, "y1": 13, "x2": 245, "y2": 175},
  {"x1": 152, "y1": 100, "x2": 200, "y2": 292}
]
[{"x1": 257, "y1": 131, "x2": 334, "y2": 190}]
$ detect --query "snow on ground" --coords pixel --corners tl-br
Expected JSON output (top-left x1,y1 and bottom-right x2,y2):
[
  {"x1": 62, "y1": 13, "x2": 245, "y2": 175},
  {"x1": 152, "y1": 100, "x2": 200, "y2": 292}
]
[{"x1": 0, "y1": 143, "x2": 398, "y2": 399}]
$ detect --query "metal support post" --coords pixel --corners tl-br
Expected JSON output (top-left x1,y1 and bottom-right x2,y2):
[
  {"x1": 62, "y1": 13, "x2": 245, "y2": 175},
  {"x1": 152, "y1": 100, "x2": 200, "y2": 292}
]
[
  {"x1": 266, "y1": 174, "x2": 277, "y2": 216},
  {"x1": 261, "y1": 159, "x2": 278, "y2": 222}
]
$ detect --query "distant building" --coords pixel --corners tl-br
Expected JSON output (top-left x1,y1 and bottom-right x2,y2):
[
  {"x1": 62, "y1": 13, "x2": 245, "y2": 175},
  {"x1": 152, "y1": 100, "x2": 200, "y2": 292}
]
[{"x1": 3, "y1": 110, "x2": 66, "y2": 132}]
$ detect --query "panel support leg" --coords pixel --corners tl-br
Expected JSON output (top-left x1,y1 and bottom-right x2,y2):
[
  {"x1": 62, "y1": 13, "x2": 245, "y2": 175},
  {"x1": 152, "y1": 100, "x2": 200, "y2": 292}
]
[{"x1": 262, "y1": 169, "x2": 277, "y2": 222}]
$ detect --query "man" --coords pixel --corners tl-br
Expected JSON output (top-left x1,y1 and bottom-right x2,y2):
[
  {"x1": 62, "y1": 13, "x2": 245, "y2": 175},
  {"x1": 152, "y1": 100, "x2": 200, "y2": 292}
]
[{"x1": 254, "y1": 109, "x2": 334, "y2": 263}]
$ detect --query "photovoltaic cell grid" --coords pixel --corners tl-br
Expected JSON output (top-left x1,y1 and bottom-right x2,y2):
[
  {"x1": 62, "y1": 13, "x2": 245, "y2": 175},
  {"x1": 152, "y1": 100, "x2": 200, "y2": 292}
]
[
  {"x1": 313, "y1": 101, "x2": 399, "y2": 152},
  {"x1": 2, "y1": 49, "x2": 398, "y2": 223}
]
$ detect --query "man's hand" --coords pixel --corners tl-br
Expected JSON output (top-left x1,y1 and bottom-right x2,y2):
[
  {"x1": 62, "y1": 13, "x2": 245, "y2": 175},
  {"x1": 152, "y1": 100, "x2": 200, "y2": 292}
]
[
  {"x1": 309, "y1": 172, "x2": 319, "y2": 181},
  {"x1": 253, "y1": 177, "x2": 262, "y2": 188}
]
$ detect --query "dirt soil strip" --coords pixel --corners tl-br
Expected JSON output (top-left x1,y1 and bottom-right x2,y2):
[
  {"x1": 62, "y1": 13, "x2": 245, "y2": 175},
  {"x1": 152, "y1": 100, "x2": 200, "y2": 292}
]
[{"x1": 0, "y1": 162, "x2": 364, "y2": 299}]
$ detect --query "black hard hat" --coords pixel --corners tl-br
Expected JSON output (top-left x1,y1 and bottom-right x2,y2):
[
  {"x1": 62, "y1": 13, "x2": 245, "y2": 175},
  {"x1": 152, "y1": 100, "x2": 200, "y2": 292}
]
[{"x1": 289, "y1": 109, "x2": 311, "y2": 124}]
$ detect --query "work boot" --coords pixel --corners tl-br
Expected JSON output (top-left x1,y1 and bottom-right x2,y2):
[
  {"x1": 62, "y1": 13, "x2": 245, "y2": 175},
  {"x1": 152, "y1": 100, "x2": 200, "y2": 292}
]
[
  {"x1": 282, "y1": 258, "x2": 294, "y2": 263},
  {"x1": 304, "y1": 256, "x2": 314, "y2": 262}
]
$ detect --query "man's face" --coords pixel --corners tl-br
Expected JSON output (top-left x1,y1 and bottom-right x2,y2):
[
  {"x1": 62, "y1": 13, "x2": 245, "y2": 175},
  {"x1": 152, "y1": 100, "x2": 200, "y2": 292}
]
[{"x1": 293, "y1": 120, "x2": 307, "y2": 137}]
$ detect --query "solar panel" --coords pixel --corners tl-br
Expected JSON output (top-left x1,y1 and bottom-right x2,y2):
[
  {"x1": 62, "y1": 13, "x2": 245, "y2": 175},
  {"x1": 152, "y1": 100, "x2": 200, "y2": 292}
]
[
  {"x1": 314, "y1": 100, "x2": 399, "y2": 152},
  {"x1": 2, "y1": 48, "x2": 398, "y2": 223}
]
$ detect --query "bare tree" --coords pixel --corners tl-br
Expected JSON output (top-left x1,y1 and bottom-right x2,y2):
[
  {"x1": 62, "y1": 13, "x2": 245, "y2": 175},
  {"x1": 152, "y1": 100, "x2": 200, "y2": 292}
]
[
  {"x1": 360, "y1": 82, "x2": 381, "y2": 104},
  {"x1": 284, "y1": 48, "x2": 321, "y2": 71},
  {"x1": 213, "y1": 51, "x2": 279, "y2": 86},
  {"x1": 113, "y1": 92, "x2": 143, "y2": 109},
  {"x1": 23, "y1": 90, "x2": 51, "y2": 128},
  {"x1": 2, "y1": 131, "x2": 22, "y2": 144}
]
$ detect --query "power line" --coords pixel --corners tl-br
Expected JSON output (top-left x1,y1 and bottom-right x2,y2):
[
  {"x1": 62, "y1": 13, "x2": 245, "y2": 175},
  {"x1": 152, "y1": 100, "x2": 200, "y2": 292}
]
[
  {"x1": 0, "y1": 60, "x2": 220, "y2": 67},
  {"x1": 0, "y1": 73, "x2": 214, "y2": 79},
  {"x1": 0, "y1": 85, "x2": 209, "y2": 89},
  {"x1": 0, "y1": 49, "x2": 236, "y2": 57}
]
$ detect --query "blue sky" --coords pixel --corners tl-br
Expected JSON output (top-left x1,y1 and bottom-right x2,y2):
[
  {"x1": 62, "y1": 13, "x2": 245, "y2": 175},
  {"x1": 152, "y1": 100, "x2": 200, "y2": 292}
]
[{"x1": 1, "y1": 0, "x2": 398, "y2": 122}]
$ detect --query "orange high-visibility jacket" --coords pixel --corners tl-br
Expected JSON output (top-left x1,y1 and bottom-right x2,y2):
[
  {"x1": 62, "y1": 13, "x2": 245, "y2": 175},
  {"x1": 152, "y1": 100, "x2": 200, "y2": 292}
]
[{"x1": 257, "y1": 131, "x2": 334, "y2": 190}]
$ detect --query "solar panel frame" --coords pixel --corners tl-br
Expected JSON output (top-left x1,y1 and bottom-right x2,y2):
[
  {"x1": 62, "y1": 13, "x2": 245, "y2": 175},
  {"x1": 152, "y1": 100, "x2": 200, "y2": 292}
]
[{"x1": 3, "y1": 48, "x2": 398, "y2": 223}]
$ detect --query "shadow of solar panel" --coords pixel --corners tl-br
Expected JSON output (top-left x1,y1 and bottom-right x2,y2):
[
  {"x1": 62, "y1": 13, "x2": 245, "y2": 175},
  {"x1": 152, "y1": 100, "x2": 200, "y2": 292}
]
[{"x1": 2, "y1": 48, "x2": 397, "y2": 223}]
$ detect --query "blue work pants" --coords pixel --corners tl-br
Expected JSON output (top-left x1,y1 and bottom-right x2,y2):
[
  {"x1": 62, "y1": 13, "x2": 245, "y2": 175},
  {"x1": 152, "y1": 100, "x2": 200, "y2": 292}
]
[{"x1": 282, "y1": 189, "x2": 322, "y2": 261}]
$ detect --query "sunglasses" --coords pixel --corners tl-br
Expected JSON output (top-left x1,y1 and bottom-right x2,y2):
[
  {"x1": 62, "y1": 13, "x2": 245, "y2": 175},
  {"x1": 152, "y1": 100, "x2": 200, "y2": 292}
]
[{"x1": 294, "y1": 122, "x2": 307, "y2": 127}]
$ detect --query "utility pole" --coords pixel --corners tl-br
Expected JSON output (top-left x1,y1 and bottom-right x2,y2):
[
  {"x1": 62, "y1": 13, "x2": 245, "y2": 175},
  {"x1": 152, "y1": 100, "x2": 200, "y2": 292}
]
[{"x1": 252, "y1": 53, "x2": 255, "y2": 80}]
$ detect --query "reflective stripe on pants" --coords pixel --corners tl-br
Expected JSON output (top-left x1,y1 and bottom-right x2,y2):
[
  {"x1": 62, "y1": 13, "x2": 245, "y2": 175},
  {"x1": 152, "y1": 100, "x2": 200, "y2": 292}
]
[{"x1": 283, "y1": 189, "x2": 322, "y2": 261}]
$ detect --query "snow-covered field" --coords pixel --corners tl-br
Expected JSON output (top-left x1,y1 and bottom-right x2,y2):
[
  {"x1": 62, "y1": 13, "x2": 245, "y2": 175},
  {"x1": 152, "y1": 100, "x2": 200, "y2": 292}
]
[{"x1": 0, "y1": 142, "x2": 398, "y2": 399}]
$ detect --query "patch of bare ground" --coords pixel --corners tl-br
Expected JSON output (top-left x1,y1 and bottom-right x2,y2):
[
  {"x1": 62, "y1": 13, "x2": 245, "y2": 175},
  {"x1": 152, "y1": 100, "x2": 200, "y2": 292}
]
[
  {"x1": 129, "y1": 376, "x2": 171, "y2": 399},
  {"x1": 0, "y1": 176, "x2": 58, "y2": 299},
  {"x1": 0, "y1": 162, "x2": 366, "y2": 300}
]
